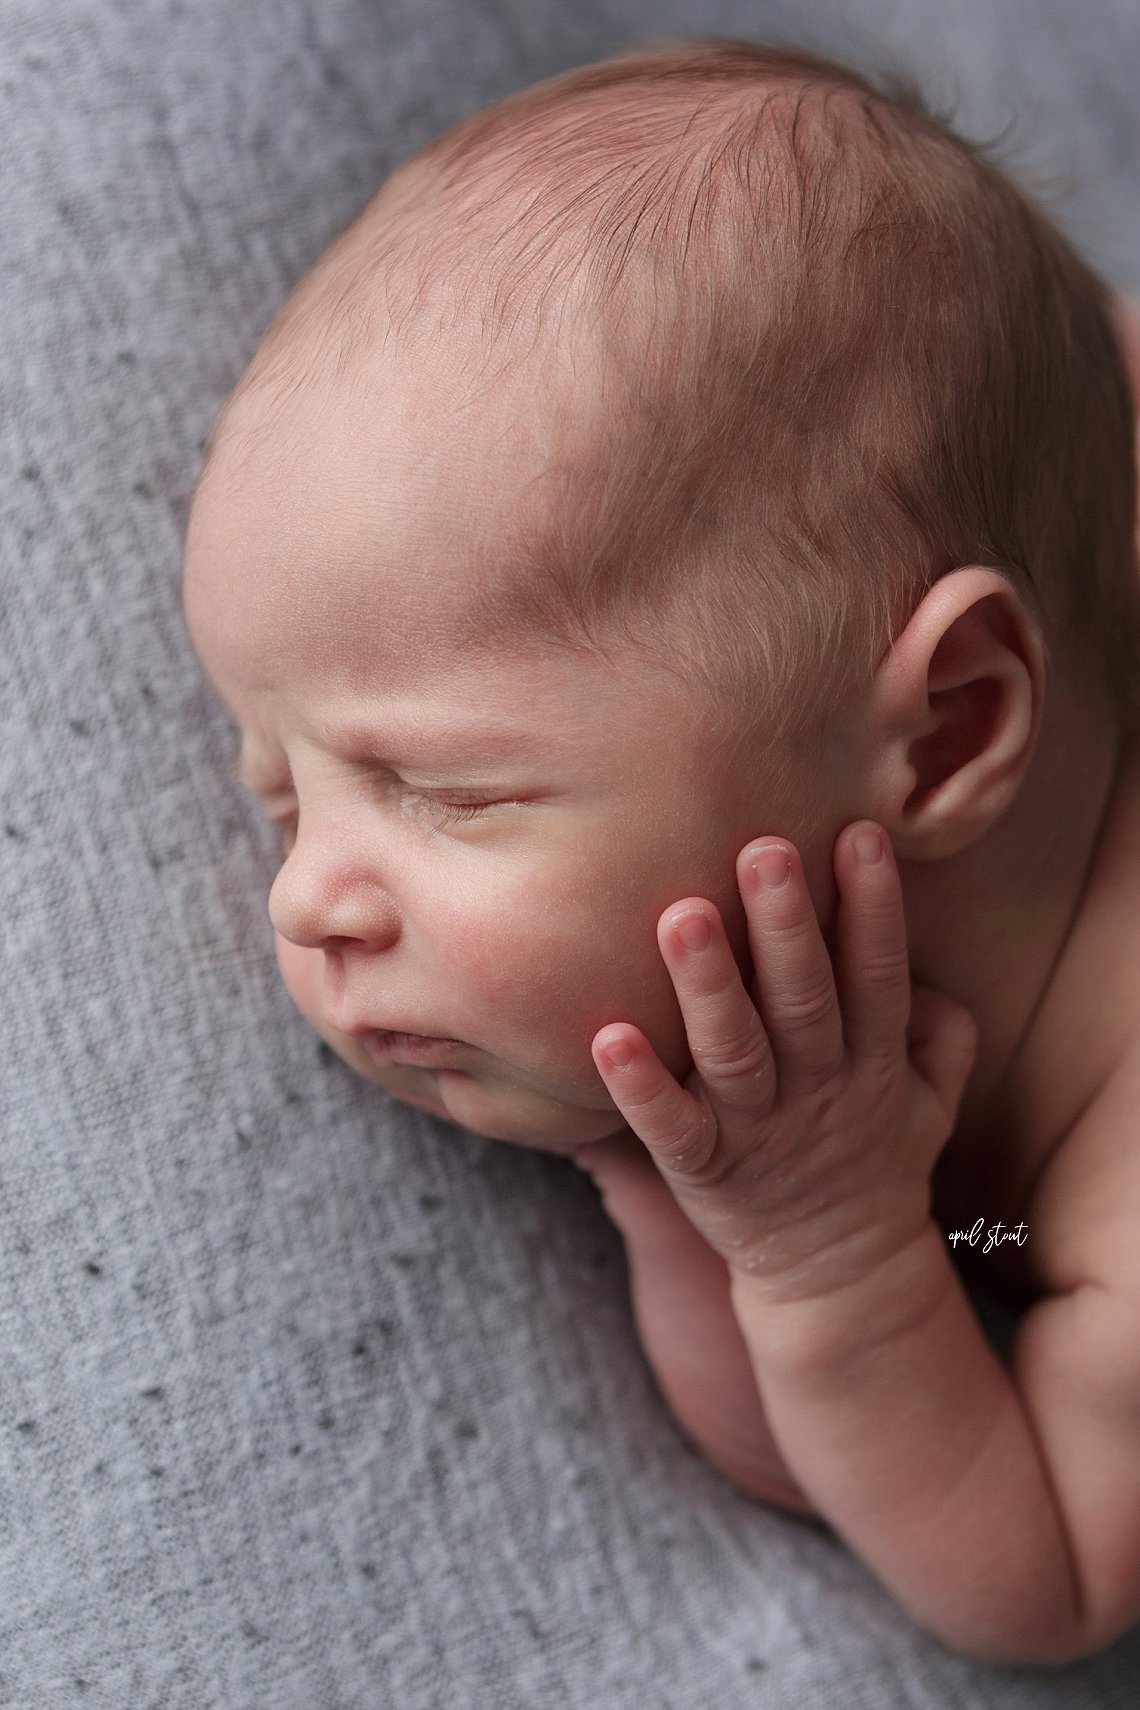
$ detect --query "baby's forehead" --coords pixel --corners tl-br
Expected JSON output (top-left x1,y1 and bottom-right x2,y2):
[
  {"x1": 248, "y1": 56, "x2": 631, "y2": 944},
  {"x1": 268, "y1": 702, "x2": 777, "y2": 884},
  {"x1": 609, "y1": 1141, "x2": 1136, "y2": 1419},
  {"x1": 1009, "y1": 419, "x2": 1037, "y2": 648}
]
[
  {"x1": 190, "y1": 384, "x2": 590, "y2": 675},
  {"x1": 198, "y1": 275, "x2": 648, "y2": 594}
]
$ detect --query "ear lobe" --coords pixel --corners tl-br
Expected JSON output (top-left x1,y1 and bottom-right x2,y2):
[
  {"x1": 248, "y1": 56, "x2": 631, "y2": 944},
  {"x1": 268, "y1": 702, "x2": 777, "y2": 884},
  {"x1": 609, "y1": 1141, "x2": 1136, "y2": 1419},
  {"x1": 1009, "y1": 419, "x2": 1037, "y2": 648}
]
[{"x1": 870, "y1": 568, "x2": 1046, "y2": 860}]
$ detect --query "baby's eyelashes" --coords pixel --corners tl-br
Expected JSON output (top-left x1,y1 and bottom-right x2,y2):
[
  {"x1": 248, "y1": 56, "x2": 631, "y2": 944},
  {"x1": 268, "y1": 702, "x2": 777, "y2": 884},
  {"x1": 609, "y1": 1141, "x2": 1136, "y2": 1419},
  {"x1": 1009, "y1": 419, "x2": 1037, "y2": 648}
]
[
  {"x1": 422, "y1": 797, "x2": 497, "y2": 828},
  {"x1": 411, "y1": 792, "x2": 532, "y2": 830},
  {"x1": 260, "y1": 791, "x2": 522, "y2": 858}
]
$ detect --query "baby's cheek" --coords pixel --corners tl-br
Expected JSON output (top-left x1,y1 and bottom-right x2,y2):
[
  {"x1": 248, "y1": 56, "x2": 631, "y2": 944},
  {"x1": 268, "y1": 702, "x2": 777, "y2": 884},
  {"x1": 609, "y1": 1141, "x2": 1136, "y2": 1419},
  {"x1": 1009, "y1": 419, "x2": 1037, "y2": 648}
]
[{"x1": 467, "y1": 892, "x2": 689, "y2": 1084}]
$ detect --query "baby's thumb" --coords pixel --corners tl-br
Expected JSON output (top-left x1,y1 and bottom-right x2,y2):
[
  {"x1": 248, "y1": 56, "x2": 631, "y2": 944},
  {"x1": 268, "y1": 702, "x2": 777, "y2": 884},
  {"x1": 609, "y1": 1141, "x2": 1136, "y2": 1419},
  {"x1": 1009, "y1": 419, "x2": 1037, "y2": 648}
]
[{"x1": 906, "y1": 984, "x2": 979, "y2": 1126}]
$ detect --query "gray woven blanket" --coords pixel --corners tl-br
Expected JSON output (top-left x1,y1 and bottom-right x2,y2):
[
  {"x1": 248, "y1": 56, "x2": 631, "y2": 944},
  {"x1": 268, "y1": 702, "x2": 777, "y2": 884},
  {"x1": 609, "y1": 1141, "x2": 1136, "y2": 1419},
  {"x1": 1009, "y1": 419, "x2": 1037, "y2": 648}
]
[{"x1": 4, "y1": 1, "x2": 1139, "y2": 1703}]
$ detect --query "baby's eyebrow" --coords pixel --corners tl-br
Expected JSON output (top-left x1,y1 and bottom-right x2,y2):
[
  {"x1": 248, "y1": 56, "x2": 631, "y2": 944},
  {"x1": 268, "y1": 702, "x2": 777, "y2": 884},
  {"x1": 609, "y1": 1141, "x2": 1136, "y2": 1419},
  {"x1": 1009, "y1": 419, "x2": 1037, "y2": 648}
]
[{"x1": 321, "y1": 711, "x2": 560, "y2": 766}]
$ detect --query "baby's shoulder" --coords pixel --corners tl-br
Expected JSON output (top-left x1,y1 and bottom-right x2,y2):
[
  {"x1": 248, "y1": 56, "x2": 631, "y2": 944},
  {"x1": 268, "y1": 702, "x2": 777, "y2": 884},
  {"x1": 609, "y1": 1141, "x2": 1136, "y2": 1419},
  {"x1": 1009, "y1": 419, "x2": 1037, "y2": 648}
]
[
  {"x1": 1027, "y1": 1038, "x2": 1140, "y2": 1303},
  {"x1": 1011, "y1": 735, "x2": 1140, "y2": 1301}
]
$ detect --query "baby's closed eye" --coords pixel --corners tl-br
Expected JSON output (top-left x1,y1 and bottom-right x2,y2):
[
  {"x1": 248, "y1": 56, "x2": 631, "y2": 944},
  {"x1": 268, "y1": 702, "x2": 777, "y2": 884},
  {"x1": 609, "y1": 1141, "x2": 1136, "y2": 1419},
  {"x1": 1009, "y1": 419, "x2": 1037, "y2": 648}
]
[
  {"x1": 372, "y1": 782, "x2": 524, "y2": 832},
  {"x1": 422, "y1": 795, "x2": 503, "y2": 828},
  {"x1": 261, "y1": 789, "x2": 525, "y2": 853}
]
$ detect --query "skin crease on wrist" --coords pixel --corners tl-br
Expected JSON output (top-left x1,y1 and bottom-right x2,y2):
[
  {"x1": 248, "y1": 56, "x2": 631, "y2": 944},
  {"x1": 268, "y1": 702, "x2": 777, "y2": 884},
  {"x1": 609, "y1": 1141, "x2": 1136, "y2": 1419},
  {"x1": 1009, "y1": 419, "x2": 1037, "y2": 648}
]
[{"x1": 182, "y1": 265, "x2": 1128, "y2": 1310}]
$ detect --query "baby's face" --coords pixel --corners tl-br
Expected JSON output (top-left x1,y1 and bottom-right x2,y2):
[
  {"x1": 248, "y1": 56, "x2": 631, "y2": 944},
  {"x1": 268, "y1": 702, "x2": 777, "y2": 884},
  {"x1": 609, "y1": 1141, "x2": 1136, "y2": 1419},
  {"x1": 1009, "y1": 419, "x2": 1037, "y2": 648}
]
[{"x1": 184, "y1": 324, "x2": 840, "y2": 1153}]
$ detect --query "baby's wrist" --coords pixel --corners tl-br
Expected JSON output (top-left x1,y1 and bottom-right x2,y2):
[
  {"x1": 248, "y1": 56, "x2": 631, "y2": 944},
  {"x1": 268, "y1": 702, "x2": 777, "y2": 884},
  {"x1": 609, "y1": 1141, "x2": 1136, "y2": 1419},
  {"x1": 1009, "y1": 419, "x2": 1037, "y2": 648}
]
[{"x1": 726, "y1": 1212, "x2": 951, "y2": 1375}]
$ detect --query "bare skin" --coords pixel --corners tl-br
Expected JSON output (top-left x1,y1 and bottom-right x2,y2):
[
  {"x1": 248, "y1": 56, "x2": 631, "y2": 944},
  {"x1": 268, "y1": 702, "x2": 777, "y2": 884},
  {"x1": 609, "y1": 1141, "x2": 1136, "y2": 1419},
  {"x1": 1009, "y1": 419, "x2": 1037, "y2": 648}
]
[
  {"x1": 183, "y1": 294, "x2": 1140, "y2": 1666},
  {"x1": 575, "y1": 643, "x2": 1132, "y2": 1501},
  {"x1": 573, "y1": 301, "x2": 1140, "y2": 1660}
]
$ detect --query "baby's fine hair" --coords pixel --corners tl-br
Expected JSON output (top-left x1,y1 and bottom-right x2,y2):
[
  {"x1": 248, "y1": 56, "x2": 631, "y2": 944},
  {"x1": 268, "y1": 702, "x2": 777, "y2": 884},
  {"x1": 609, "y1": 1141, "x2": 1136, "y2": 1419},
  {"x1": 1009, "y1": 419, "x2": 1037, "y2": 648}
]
[{"x1": 235, "y1": 37, "x2": 1140, "y2": 749}]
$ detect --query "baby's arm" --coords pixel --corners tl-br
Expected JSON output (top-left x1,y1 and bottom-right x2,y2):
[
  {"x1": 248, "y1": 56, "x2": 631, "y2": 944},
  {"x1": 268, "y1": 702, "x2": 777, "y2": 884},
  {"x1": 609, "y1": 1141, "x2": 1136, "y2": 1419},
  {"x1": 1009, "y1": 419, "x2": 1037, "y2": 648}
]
[
  {"x1": 574, "y1": 1133, "x2": 816, "y2": 1514},
  {"x1": 590, "y1": 826, "x2": 1140, "y2": 1664}
]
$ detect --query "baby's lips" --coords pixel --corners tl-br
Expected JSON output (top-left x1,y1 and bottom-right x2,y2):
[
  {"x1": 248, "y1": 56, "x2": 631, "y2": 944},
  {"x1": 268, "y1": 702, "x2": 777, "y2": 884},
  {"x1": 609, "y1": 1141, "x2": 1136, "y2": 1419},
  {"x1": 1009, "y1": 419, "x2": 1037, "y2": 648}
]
[
  {"x1": 334, "y1": 1015, "x2": 459, "y2": 1042},
  {"x1": 360, "y1": 1030, "x2": 472, "y2": 1070}
]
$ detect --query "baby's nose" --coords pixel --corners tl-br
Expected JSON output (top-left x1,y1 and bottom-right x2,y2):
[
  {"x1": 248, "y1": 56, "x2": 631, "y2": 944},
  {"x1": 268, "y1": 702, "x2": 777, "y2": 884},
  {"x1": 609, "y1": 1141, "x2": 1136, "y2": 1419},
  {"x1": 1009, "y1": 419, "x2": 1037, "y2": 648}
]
[{"x1": 268, "y1": 843, "x2": 400, "y2": 951}]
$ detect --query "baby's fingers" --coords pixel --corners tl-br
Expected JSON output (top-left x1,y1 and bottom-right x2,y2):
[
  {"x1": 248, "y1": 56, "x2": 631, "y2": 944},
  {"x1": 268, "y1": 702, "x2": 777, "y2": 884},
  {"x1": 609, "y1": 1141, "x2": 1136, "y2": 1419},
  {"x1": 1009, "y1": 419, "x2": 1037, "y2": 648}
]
[
  {"x1": 590, "y1": 1027, "x2": 718, "y2": 1175},
  {"x1": 656, "y1": 901, "x2": 779, "y2": 1122},
  {"x1": 906, "y1": 984, "x2": 979, "y2": 1129},
  {"x1": 832, "y1": 820, "x2": 976, "y2": 1122},
  {"x1": 735, "y1": 841, "x2": 845, "y2": 1085},
  {"x1": 833, "y1": 821, "x2": 913, "y2": 1059}
]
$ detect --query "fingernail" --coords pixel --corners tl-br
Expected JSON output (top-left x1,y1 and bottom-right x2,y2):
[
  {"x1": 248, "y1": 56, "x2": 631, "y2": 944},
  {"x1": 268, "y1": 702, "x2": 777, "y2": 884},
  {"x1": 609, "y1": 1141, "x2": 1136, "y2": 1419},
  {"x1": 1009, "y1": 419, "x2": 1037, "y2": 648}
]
[
  {"x1": 853, "y1": 827, "x2": 883, "y2": 864},
  {"x1": 601, "y1": 1038, "x2": 633, "y2": 1070},
  {"x1": 673, "y1": 911, "x2": 711, "y2": 951},
  {"x1": 752, "y1": 846, "x2": 791, "y2": 888}
]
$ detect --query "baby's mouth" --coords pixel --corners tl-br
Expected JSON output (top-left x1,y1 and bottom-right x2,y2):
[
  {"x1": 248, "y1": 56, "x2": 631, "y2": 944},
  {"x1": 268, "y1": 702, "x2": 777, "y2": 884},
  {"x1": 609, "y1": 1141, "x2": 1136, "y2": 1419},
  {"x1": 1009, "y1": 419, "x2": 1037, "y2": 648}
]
[{"x1": 360, "y1": 1030, "x2": 469, "y2": 1069}]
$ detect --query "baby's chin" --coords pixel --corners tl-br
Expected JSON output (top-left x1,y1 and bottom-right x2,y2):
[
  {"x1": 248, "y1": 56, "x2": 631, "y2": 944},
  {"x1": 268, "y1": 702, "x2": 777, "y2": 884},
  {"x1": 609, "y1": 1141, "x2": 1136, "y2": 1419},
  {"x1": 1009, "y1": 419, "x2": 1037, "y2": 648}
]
[{"x1": 335, "y1": 1035, "x2": 625, "y2": 1153}]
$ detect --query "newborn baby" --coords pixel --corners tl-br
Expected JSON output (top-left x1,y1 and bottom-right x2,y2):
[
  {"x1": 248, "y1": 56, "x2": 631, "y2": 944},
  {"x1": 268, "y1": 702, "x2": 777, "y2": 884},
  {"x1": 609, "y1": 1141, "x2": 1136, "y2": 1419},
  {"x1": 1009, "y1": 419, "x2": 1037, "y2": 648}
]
[{"x1": 182, "y1": 38, "x2": 1140, "y2": 1663}]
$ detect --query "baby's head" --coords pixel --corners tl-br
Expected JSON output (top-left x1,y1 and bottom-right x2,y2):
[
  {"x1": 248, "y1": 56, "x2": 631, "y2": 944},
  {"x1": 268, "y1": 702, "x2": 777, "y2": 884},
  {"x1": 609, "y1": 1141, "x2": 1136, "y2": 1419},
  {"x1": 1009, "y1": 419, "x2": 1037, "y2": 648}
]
[{"x1": 183, "y1": 38, "x2": 1139, "y2": 1151}]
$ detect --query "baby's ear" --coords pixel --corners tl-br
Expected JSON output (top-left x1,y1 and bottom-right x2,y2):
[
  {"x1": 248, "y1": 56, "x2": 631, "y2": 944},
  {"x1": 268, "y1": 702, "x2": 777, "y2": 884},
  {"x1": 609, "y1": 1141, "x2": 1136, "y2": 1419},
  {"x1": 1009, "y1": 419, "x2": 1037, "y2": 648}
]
[{"x1": 865, "y1": 568, "x2": 1047, "y2": 860}]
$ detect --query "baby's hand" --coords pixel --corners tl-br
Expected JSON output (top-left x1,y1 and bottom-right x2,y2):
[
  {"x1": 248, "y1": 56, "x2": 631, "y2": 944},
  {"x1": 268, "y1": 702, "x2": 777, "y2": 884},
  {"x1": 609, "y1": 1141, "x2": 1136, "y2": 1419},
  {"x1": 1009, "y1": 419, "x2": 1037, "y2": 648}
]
[
  {"x1": 591, "y1": 823, "x2": 978, "y2": 1302},
  {"x1": 593, "y1": 826, "x2": 1140, "y2": 1663}
]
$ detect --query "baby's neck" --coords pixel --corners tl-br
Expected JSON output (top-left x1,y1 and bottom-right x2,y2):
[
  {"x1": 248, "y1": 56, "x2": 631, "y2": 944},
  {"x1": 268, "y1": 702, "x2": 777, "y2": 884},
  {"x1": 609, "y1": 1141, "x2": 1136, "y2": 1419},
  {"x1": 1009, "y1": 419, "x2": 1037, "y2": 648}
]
[{"x1": 904, "y1": 670, "x2": 1125, "y2": 1167}]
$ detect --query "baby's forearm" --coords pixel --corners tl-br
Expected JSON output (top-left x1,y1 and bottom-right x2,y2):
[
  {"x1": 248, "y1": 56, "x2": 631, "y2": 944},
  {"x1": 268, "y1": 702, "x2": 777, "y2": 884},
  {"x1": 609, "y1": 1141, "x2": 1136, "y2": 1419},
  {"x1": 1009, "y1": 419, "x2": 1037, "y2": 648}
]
[
  {"x1": 621, "y1": 1219, "x2": 818, "y2": 1513},
  {"x1": 576, "y1": 1133, "x2": 816, "y2": 1512},
  {"x1": 729, "y1": 1224, "x2": 1140, "y2": 1663}
]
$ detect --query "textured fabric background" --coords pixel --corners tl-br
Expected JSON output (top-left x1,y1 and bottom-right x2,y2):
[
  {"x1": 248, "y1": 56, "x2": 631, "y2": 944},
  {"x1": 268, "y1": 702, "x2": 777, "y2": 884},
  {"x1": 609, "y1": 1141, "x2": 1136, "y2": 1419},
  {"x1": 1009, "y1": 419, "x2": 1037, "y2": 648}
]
[{"x1": 3, "y1": 1, "x2": 1140, "y2": 1705}]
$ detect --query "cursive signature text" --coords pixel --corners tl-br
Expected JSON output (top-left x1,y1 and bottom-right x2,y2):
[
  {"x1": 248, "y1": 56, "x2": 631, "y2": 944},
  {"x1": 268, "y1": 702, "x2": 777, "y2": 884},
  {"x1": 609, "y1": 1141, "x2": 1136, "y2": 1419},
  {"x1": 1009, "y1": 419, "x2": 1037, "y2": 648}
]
[{"x1": 945, "y1": 1217, "x2": 1028, "y2": 1256}]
